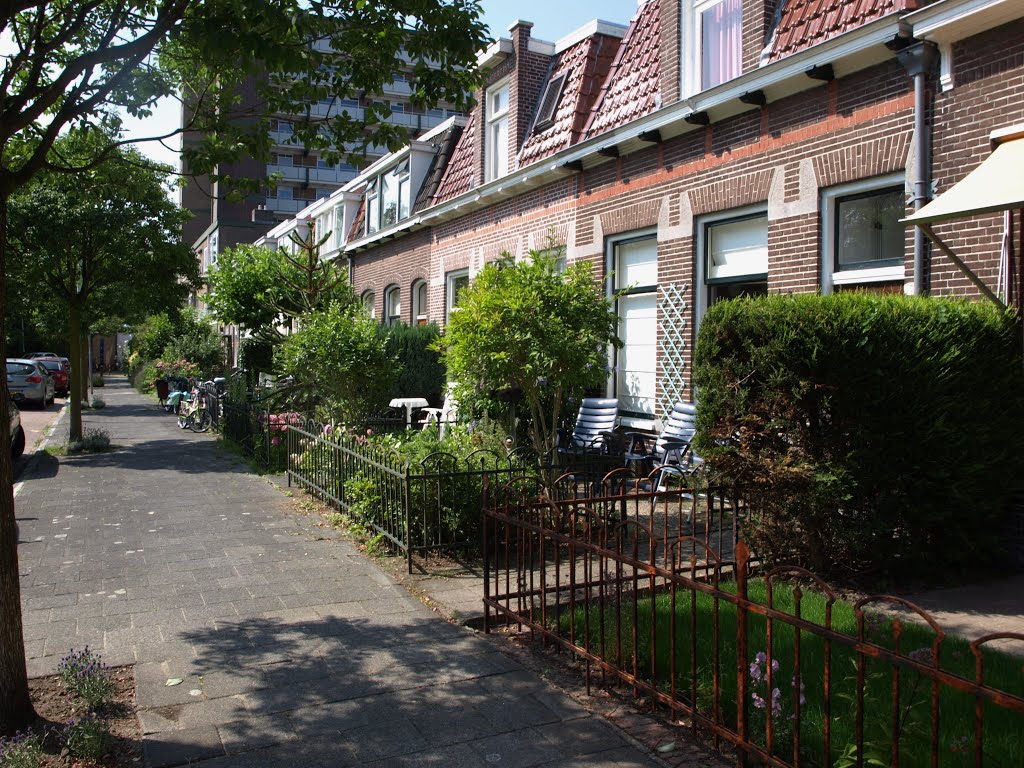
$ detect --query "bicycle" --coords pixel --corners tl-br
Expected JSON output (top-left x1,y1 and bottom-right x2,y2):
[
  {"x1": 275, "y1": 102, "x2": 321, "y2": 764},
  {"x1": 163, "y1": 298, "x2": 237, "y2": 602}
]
[{"x1": 176, "y1": 387, "x2": 212, "y2": 432}]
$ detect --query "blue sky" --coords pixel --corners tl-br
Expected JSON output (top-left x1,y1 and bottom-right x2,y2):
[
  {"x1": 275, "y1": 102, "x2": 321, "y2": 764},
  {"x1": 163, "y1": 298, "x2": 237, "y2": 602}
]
[
  {"x1": 480, "y1": 1, "x2": 636, "y2": 41},
  {"x1": 125, "y1": 2, "x2": 639, "y2": 168}
]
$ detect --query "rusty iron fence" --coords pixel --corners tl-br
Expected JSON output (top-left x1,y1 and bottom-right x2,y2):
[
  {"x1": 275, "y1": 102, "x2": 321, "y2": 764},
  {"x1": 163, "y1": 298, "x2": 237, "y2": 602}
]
[
  {"x1": 482, "y1": 481, "x2": 1024, "y2": 767},
  {"x1": 286, "y1": 419, "x2": 536, "y2": 571}
]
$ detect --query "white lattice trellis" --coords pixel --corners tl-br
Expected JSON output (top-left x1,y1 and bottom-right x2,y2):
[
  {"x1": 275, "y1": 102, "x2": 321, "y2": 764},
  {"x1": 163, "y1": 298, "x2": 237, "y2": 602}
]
[{"x1": 658, "y1": 282, "x2": 690, "y2": 422}]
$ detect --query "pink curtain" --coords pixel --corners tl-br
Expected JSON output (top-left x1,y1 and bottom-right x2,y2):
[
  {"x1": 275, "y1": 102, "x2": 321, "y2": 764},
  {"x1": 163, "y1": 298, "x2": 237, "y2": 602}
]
[{"x1": 702, "y1": 0, "x2": 743, "y2": 90}]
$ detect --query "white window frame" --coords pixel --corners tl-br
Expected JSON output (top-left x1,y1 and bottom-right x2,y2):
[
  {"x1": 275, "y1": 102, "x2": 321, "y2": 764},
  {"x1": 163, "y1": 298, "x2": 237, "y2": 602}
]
[
  {"x1": 820, "y1": 173, "x2": 907, "y2": 294},
  {"x1": 608, "y1": 230, "x2": 658, "y2": 429},
  {"x1": 362, "y1": 290, "x2": 376, "y2": 320},
  {"x1": 682, "y1": 0, "x2": 743, "y2": 96},
  {"x1": 445, "y1": 269, "x2": 469, "y2": 322},
  {"x1": 384, "y1": 285, "x2": 402, "y2": 326},
  {"x1": 486, "y1": 78, "x2": 511, "y2": 182},
  {"x1": 412, "y1": 280, "x2": 428, "y2": 326},
  {"x1": 695, "y1": 205, "x2": 769, "y2": 336}
]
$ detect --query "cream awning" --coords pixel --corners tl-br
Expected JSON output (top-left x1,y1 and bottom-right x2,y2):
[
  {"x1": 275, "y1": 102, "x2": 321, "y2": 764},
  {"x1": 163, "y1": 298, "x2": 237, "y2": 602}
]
[{"x1": 903, "y1": 135, "x2": 1024, "y2": 225}]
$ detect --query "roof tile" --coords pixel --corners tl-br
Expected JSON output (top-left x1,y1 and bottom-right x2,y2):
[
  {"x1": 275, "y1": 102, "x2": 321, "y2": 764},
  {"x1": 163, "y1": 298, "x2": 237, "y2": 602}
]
[
  {"x1": 765, "y1": 0, "x2": 917, "y2": 63},
  {"x1": 432, "y1": 112, "x2": 478, "y2": 205},
  {"x1": 517, "y1": 32, "x2": 622, "y2": 167},
  {"x1": 584, "y1": 0, "x2": 662, "y2": 139}
]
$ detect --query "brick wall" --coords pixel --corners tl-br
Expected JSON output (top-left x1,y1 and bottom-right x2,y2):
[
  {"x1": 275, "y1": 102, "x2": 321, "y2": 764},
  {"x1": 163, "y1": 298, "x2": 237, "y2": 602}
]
[
  {"x1": 351, "y1": 59, "x2": 918, "y2": 409},
  {"x1": 659, "y1": 0, "x2": 681, "y2": 106},
  {"x1": 352, "y1": 228, "x2": 432, "y2": 324},
  {"x1": 930, "y1": 18, "x2": 1024, "y2": 299}
]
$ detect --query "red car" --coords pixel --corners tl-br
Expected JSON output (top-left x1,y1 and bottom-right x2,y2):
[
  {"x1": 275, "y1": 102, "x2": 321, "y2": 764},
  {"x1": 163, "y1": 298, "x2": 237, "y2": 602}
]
[{"x1": 37, "y1": 358, "x2": 69, "y2": 396}]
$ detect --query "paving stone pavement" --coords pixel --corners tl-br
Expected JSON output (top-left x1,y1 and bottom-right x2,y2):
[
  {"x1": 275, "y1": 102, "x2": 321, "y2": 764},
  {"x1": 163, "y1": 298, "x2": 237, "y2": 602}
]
[{"x1": 14, "y1": 379, "x2": 668, "y2": 767}]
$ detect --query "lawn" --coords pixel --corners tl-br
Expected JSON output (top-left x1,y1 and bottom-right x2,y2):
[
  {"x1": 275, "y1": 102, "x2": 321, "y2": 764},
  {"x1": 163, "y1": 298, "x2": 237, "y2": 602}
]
[{"x1": 560, "y1": 578, "x2": 1024, "y2": 767}]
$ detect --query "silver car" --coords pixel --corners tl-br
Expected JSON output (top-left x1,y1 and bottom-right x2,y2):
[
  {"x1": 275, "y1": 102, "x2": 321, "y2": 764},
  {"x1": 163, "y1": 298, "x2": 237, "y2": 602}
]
[{"x1": 6, "y1": 358, "x2": 55, "y2": 409}]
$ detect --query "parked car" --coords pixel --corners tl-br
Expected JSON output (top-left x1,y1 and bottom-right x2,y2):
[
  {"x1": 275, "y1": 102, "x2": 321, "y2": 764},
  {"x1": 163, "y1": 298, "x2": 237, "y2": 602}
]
[
  {"x1": 25, "y1": 352, "x2": 59, "y2": 359},
  {"x1": 9, "y1": 401, "x2": 24, "y2": 458},
  {"x1": 37, "y1": 358, "x2": 69, "y2": 396},
  {"x1": 6, "y1": 358, "x2": 55, "y2": 408}
]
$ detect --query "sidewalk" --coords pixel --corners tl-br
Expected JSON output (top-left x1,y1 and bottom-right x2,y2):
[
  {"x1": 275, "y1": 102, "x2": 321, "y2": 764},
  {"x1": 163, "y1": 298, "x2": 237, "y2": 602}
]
[{"x1": 15, "y1": 378, "x2": 685, "y2": 767}]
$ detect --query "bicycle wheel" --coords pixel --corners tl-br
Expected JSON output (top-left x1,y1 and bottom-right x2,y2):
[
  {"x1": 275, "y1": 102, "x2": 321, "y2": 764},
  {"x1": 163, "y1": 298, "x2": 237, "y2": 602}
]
[
  {"x1": 189, "y1": 409, "x2": 212, "y2": 433},
  {"x1": 177, "y1": 408, "x2": 190, "y2": 429}
]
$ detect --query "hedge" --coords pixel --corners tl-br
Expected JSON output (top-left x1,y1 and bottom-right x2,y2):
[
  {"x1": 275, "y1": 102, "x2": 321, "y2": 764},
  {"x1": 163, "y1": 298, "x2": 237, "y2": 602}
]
[
  {"x1": 693, "y1": 292, "x2": 1024, "y2": 583},
  {"x1": 379, "y1": 322, "x2": 446, "y2": 406}
]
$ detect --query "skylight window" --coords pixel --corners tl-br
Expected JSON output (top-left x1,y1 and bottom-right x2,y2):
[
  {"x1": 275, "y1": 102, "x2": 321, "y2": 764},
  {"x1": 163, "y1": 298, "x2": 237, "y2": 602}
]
[{"x1": 534, "y1": 73, "x2": 567, "y2": 132}]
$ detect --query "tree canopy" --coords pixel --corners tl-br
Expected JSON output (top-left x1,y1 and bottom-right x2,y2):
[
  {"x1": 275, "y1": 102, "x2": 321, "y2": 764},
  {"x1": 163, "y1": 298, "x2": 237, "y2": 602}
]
[
  {"x1": 206, "y1": 230, "x2": 356, "y2": 344},
  {"x1": 8, "y1": 129, "x2": 200, "y2": 440}
]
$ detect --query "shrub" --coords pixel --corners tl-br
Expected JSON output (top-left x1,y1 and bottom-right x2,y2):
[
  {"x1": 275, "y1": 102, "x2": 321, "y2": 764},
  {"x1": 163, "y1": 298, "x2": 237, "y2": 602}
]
[
  {"x1": 0, "y1": 730, "x2": 44, "y2": 768},
  {"x1": 693, "y1": 293, "x2": 1024, "y2": 583},
  {"x1": 238, "y1": 336, "x2": 275, "y2": 385},
  {"x1": 67, "y1": 429, "x2": 112, "y2": 455},
  {"x1": 64, "y1": 714, "x2": 111, "y2": 762},
  {"x1": 90, "y1": 397, "x2": 106, "y2": 409},
  {"x1": 127, "y1": 313, "x2": 176, "y2": 369},
  {"x1": 57, "y1": 647, "x2": 115, "y2": 709},
  {"x1": 341, "y1": 417, "x2": 523, "y2": 549},
  {"x1": 160, "y1": 307, "x2": 223, "y2": 374},
  {"x1": 379, "y1": 323, "x2": 445, "y2": 404},
  {"x1": 275, "y1": 300, "x2": 396, "y2": 423},
  {"x1": 435, "y1": 248, "x2": 620, "y2": 468},
  {"x1": 91, "y1": 373, "x2": 105, "y2": 387}
]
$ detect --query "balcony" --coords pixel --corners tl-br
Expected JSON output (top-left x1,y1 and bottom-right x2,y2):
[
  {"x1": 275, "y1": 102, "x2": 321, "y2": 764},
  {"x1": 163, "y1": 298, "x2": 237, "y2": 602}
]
[{"x1": 265, "y1": 197, "x2": 310, "y2": 214}]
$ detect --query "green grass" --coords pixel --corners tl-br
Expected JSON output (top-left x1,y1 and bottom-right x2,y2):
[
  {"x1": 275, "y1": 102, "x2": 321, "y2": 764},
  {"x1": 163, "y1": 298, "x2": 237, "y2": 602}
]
[{"x1": 560, "y1": 579, "x2": 1024, "y2": 767}]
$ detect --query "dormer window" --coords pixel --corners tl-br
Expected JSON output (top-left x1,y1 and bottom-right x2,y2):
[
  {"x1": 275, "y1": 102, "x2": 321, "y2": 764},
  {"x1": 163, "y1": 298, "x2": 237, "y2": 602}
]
[
  {"x1": 486, "y1": 80, "x2": 510, "y2": 182},
  {"x1": 534, "y1": 73, "x2": 566, "y2": 133},
  {"x1": 364, "y1": 158, "x2": 411, "y2": 236},
  {"x1": 683, "y1": 0, "x2": 742, "y2": 95},
  {"x1": 698, "y1": 0, "x2": 742, "y2": 90}
]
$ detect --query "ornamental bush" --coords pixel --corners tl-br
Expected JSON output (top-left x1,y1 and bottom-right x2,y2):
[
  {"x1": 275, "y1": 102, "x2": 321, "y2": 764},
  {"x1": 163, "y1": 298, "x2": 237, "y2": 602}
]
[
  {"x1": 380, "y1": 322, "x2": 446, "y2": 405},
  {"x1": 693, "y1": 293, "x2": 1024, "y2": 583}
]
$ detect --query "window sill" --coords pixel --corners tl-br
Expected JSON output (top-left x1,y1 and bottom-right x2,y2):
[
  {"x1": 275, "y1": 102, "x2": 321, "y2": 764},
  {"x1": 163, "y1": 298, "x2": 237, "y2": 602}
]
[{"x1": 831, "y1": 265, "x2": 904, "y2": 286}]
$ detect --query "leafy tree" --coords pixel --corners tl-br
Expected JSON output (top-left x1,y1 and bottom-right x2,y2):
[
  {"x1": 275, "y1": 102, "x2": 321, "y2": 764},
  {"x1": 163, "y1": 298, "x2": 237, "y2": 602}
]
[
  {"x1": 435, "y1": 250, "x2": 622, "y2": 468},
  {"x1": 207, "y1": 229, "x2": 356, "y2": 344},
  {"x1": 274, "y1": 301, "x2": 396, "y2": 424},
  {"x1": 8, "y1": 131, "x2": 198, "y2": 442},
  {"x1": 0, "y1": 0, "x2": 488, "y2": 735}
]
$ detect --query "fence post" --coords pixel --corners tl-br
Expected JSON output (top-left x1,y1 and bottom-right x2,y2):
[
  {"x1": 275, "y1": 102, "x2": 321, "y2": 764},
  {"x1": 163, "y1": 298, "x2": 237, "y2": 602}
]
[
  {"x1": 735, "y1": 540, "x2": 750, "y2": 768},
  {"x1": 482, "y1": 473, "x2": 491, "y2": 634},
  {"x1": 404, "y1": 465, "x2": 413, "y2": 574}
]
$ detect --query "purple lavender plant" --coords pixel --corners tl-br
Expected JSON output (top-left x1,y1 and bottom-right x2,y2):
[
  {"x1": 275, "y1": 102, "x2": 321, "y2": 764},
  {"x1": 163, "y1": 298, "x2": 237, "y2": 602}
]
[{"x1": 57, "y1": 646, "x2": 115, "y2": 709}]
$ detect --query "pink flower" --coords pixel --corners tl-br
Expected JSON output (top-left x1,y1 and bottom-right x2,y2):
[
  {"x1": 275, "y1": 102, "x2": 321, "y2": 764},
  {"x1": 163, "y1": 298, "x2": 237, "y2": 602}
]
[{"x1": 271, "y1": 436, "x2": 281, "y2": 446}]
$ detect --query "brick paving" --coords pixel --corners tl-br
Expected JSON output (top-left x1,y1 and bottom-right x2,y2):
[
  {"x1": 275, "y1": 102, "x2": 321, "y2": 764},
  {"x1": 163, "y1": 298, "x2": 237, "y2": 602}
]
[{"x1": 14, "y1": 379, "x2": 680, "y2": 767}]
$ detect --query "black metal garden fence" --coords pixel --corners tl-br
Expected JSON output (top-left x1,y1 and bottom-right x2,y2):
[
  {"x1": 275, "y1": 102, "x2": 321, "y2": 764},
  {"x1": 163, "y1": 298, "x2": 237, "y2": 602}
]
[{"x1": 285, "y1": 418, "x2": 535, "y2": 572}]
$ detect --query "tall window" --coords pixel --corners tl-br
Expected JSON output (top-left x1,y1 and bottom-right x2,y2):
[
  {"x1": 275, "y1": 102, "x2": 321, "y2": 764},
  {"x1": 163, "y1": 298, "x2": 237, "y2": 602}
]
[
  {"x1": 486, "y1": 80, "x2": 510, "y2": 182},
  {"x1": 365, "y1": 159, "x2": 411, "y2": 235},
  {"x1": 696, "y1": 209, "x2": 769, "y2": 330},
  {"x1": 361, "y1": 290, "x2": 376, "y2": 320},
  {"x1": 701, "y1": 0, "x2": 742, "y2": 89},
  {"x1": 612, "y1": 236, "x2": 658, "y2": 425},
  {"x1": 412, "y1": 280, "x2": 429, "y2": 326},
  {"x1": 385, "y1": 285, "x2": 402, "y2": 325},
  {"x1": 446, "y1": 269, "x2": 469, "y2": 322}
]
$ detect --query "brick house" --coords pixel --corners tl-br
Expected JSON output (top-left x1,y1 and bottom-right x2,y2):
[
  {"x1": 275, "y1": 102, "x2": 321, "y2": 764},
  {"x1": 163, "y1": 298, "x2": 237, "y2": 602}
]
[{"x1": 271, "y1": 0, "x2": 1023, "y2": 431}]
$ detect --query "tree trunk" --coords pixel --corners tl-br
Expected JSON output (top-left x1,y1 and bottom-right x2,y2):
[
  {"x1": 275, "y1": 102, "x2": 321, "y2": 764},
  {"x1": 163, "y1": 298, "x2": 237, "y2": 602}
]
[
  {"x1": 0, "y1": 192, "x2": 37, "y2": 735},
  {"x1": 69, "y1": 304, "x2": 84, "y2": 442}
]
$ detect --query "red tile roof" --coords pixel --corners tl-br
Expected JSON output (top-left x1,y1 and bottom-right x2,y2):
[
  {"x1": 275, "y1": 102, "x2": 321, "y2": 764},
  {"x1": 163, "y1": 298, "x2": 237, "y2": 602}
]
[
  {"x1": 433, "y1": 110, "x2": 478, "y2": 204},
  {"x1": 765, "y1": 0, "x2": 921, "y2": 63},
  {"x1": 518, "y1": 33, "x2": 622, "y2": 167},
  {"x1": 584, "y1": 0, "x2": 661, "y2": 140}
]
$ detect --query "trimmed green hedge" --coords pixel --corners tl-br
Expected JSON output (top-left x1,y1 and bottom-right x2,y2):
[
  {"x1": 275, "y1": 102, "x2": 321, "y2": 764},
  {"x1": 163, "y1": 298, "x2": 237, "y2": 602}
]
[
  {"x1": 380, "y1": 322, "x2": 446, "y2": 405},
  {"x1": 693, "y1": 293, "x2": 1024, "y2": 583}
]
